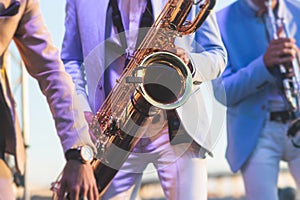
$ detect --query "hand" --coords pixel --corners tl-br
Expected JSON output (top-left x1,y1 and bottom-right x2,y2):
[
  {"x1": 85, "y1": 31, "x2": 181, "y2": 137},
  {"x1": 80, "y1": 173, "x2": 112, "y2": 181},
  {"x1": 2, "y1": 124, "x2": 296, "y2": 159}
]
[
  {"x1": 57, "y1": 160, "x2": 99, "y2": 200},
  {"x1": 171, "y1": 46, "x2": 191, "y2": 65},
  {"x1": 264, "y1": 37, "x2": 298, "y2": 72}
]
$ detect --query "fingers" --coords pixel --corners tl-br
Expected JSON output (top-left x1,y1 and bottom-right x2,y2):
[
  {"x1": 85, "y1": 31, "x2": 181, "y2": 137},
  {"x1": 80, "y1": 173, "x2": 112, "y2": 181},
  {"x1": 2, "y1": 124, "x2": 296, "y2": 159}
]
[
  {"x1": 93, "y1": 184, "x2": 99, "y2": 200},
  {"x1": 264, "y1": 37, "x2": 298, "y2": 68},
  {"x1": 58, "y1": 161, "x2": 99, "y2": 200},
  {"x1": 59, "y1": 182, "x2": 97, "y2": 200},
  {"x1": 80, "y1": 185, "x2": 88, "y2": 200},
  {"x1": 68, "y1": 185, "x2": 80, "y2": 200},
  {"x1": 79, "y1": 182, "x2": 98, "y2": 200},
  {"x1": 169, "y1": 46, "x2": 190, "y2": 65},
  {"x1": 87, "y1": 185, "x2": 98, "y2": 200},
  {"x1": 272, "y1": 37, "x2": 295, "y2": 45},
  {"x1": 175, "y1": 47, "x2": 190, "y2": 65},
  {"x1": 87, "y1": 171, "x2": 99, "y2": 200},
  {"x1": 80, "y1": 180, "x2": 97, "y2": 200},
  {"x1": 271, "y1": 38, "x2": 297, "y2": 56},
  {"x1": 57, "y1": 181, "x2": 67, "y2": 200},
  {"x1": 69, "y1": 178, "x2": 96, "y2": 200}
]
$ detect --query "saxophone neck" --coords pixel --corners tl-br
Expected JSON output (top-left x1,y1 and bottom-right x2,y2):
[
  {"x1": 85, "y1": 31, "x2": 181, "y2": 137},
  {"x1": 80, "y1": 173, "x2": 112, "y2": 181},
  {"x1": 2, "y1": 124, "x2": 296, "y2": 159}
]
[{"x1": 166, "y1": 0, "x2": 215, "y2": 35}]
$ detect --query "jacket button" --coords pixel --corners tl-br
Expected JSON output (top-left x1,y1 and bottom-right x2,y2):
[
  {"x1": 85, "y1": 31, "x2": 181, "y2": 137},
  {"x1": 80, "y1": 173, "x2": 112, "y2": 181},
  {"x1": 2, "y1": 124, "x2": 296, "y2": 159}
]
[{"x1": 261, "y1": 105, "x2": 266, "y2": 110}]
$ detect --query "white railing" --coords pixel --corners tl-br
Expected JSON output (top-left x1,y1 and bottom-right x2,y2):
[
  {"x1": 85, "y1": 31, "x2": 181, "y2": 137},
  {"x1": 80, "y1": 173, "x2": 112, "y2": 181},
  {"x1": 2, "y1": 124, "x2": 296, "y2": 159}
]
[{"x1": 6, "y1": 46, "x2": 30, "y2": 200}]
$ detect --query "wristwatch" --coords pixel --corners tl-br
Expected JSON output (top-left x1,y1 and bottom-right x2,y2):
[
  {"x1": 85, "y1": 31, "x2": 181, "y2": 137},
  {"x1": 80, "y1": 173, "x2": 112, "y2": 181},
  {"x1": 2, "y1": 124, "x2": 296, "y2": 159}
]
[{"x1": 65, "y1": 145, "x2": 94, "y2": 164}]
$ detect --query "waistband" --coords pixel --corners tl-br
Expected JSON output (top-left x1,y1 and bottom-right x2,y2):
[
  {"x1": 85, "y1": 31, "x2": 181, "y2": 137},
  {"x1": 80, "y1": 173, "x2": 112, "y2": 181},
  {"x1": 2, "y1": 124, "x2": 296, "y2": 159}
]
[{"x1": 269, "y1": 110, "x2": 296, "y2": 123}]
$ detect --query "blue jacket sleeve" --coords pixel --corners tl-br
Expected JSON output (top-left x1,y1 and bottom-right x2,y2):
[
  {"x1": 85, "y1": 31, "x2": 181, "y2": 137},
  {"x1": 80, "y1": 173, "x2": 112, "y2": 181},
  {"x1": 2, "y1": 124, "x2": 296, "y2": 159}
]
[{"x1": 61, "y1": 0, "x2": 91, "y2": 112}]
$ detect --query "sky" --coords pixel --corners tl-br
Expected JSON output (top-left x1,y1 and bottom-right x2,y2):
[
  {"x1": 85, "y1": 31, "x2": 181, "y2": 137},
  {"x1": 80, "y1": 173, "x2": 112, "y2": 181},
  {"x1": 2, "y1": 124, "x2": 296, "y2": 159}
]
[{"x1": 9, "y1": 0, "x2": 237, "y2": 190}]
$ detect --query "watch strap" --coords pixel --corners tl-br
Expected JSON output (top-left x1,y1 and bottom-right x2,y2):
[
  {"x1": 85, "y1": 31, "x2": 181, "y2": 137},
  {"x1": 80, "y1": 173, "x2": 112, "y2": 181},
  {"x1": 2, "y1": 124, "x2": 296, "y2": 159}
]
[{"x1": 65, "y1": 148, "x2": 84, "y2": 163}]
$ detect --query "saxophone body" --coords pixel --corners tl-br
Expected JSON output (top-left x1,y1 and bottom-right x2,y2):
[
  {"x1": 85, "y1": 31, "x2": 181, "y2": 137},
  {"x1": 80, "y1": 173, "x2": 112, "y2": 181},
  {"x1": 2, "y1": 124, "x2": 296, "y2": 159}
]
[{"x1": 52, "y1": 0, "x2": 216, "y2": 198}]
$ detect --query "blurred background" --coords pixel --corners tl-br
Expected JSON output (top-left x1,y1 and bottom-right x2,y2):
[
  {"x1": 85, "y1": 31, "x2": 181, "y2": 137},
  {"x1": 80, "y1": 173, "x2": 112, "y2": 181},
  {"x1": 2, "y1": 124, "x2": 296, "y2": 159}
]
[{"x1": 6, "y1": 0, "x2": 297, "y2": 199}]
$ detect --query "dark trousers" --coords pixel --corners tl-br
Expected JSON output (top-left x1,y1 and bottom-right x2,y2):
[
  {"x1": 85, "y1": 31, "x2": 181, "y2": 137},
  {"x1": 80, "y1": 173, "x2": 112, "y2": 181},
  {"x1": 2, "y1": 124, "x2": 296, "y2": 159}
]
[
  {"x1": 0, "y1": 83, "x2": 15, "y2": 198},
  {"x1": 0, "y1": 83, "x2": 14, "y2": 159}
]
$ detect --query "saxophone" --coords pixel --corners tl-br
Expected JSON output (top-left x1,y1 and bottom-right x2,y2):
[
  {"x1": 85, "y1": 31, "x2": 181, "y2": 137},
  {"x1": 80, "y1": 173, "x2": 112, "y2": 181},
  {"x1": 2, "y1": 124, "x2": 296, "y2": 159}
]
[{"x1": 52, "y1": 0, "x2": 216, "y2": 197}]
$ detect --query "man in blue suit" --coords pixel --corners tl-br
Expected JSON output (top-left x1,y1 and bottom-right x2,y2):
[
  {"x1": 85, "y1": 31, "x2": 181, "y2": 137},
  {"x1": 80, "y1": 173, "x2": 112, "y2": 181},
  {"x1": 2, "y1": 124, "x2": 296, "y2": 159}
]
[{"x1": 214, "y1": 0, "x2": 300, "y2": 199}]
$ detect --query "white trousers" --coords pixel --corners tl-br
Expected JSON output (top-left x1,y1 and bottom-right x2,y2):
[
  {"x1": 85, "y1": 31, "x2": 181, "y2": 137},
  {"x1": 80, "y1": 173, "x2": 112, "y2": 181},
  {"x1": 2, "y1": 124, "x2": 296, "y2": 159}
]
[
  {"x1": 241, "y1": 119, "x2": 300, "y2": 200},
  {"x1": 101, "y1": 114, "x2": 207, "y2": 200}
]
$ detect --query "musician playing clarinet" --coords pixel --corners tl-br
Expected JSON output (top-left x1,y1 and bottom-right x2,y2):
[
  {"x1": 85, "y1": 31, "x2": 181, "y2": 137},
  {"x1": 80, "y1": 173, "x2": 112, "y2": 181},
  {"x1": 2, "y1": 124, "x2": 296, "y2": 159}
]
[{"x1": 214, "y1": 0, "x2": 300, "y2": 199}]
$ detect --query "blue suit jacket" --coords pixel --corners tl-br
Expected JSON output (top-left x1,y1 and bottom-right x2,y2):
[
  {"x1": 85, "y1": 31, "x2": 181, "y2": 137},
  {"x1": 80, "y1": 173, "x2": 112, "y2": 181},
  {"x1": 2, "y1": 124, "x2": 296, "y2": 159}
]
[{"x1": 214, "y1": 0, "x2": 300, "y2": 172}]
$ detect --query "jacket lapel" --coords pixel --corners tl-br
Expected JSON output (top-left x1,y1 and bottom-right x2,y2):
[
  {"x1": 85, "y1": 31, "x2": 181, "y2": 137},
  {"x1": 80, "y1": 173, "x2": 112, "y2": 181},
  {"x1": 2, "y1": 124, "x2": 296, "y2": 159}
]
[{"x1": 97, "y1": 0, "x2": 109, "y2": 44}]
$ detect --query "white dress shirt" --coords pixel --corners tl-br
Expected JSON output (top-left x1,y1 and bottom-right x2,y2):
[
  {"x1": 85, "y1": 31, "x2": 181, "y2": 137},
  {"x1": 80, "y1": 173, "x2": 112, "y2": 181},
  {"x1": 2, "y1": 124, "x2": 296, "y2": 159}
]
[{"x1": 111, "y1": 0, "x2": 147, "y2": 55}]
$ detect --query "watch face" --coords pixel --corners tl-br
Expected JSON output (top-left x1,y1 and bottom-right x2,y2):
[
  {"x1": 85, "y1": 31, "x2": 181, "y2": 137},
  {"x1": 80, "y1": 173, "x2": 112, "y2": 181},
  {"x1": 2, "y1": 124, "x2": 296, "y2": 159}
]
[{"x1": 80, "y1": 146, "x2": 94, "y2": 162}]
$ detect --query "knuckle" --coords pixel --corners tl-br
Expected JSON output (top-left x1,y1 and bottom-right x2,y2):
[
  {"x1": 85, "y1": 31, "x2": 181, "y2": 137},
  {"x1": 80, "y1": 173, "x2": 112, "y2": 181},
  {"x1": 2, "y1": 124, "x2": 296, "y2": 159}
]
[
  {"x1": 81, "y1": 183, "x2": 91, "y2": 191},
  {"x1": 70, "y1": 185, "x2": 80, "y2": 193}
]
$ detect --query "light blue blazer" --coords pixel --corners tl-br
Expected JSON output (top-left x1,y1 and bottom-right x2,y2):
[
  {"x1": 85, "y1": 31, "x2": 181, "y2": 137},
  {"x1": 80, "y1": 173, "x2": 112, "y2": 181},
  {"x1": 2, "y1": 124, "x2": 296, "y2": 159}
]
[
  {"x1": 214, "y1": 0, "x2": 300, "y2": 172},
  {"x1": 61, "y1": 0, "x2": 227, "y2": 153}
]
